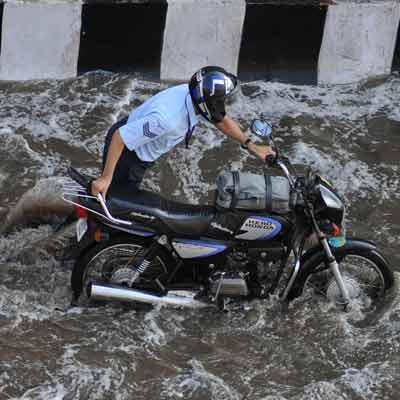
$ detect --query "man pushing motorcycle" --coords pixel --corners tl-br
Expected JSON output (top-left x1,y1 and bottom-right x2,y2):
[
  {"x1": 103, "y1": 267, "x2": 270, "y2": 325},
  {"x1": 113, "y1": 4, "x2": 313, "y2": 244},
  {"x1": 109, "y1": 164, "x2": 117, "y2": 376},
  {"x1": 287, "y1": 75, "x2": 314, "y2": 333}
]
[
  {"x1": 64, "y1": 65, "x2": 393, "y2": 312},
  {"x1": 91, "y1": 66, "x2": 276, "y2": 198}
]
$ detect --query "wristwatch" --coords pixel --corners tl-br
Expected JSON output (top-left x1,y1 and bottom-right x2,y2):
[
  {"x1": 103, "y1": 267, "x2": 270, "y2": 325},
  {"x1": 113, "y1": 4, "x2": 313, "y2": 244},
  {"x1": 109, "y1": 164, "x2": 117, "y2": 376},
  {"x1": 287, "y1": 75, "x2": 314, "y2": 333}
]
[{"x1": 241, "y1": 138, "x2": 252, "y2": 150}]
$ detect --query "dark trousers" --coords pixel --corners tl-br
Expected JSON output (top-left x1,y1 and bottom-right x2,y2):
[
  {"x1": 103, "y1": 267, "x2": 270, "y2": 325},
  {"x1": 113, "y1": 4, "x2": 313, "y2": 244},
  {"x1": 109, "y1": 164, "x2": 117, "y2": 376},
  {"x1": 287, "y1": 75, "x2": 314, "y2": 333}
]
[{"x1": 102, "y1": 117, "x2": 154, "y2": 193}]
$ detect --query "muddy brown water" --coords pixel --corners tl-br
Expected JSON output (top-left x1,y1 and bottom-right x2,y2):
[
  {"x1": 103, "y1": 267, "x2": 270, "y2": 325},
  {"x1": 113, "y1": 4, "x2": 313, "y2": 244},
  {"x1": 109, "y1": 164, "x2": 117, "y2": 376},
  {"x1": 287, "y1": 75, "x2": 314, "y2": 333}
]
[{"x1": 0, "y1": 72, "x2": 399, "y2": 399}]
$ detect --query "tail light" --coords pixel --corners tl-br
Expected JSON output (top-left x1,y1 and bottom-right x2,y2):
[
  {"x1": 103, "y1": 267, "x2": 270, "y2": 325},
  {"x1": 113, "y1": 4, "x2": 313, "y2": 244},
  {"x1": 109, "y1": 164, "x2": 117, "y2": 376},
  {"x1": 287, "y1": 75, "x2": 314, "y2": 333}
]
[{"x1": 75, "y1": 204, "x2": 88, "y2": 219}]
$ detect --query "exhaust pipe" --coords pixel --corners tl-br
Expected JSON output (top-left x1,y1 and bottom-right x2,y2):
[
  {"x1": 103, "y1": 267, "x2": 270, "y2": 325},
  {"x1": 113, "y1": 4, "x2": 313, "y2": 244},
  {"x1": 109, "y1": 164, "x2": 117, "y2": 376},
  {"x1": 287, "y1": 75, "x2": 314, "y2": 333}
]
[{"x1": 89, "y1": 283, "x2": 209, "y2": 309}]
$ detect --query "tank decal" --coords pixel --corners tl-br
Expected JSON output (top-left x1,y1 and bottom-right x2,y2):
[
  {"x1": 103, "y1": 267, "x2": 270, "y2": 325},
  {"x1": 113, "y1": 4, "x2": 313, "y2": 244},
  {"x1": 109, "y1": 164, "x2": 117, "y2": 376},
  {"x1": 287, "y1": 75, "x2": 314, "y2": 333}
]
[
  {"x1": 172, "y1": 239, "x2": 227, "y2": 259},
  {"x1": 235, "y1": 216, "x2": 282, "y2": 240}
]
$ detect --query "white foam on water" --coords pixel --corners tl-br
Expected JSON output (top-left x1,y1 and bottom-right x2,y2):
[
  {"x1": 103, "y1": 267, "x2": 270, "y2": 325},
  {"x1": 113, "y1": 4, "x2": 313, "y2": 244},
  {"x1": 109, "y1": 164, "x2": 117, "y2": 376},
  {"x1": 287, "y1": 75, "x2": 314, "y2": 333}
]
[
  {"x1": 238, "y1": 76, "x2": 400, "y2": 125},
  {"x1": 0, "y1": 287, "x2": 54, "y2": 330},
  {"x1": 0, "y1": 225, "x2": 53, "y2": 261},
  {"x1": 167, "y1": 125, "x2": 226, "y2": 203},
  {"x1": 287, "y1": 141, "x2": 384, "y2": 198},
  {"x1": 162, "y1": 359, "x2": 242, "y2": 400},
  {"x1": 15, "y1": 383, "x2": 68, "y2": 400},
  {"x1": 109, "y1": 77, "x2": 140, "y2": 124},
  {"x1": 0, "y1": 133, "x2": 42, "y2": 165},
  {"x1": 46, "y1": 343, "x2": 130, "y2": 400},
  {"x1": 143, "y1": 308, "x2": 167, "y2": 347}
]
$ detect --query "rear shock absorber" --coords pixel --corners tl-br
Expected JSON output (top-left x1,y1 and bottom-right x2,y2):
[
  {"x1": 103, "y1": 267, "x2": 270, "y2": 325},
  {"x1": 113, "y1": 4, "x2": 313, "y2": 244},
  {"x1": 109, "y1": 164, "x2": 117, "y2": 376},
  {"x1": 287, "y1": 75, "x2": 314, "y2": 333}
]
[{"x1": 129, "y1": 235, "x2": 168, "y2": 286}]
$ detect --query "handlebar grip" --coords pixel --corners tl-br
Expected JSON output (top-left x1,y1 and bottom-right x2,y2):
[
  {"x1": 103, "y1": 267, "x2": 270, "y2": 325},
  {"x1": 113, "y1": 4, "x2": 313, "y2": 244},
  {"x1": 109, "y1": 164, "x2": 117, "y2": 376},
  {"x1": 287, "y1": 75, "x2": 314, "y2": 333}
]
[{"x1": 265, "y1": 154, "x2": 277, "y2": 167}]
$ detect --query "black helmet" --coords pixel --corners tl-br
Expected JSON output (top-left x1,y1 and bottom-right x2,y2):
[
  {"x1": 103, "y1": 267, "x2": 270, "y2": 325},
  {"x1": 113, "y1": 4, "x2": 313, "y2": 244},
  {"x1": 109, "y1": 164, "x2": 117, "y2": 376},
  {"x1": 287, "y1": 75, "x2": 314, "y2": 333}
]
[{"x1": 189, "y1": 66, "x2": 238, "y2": 123}]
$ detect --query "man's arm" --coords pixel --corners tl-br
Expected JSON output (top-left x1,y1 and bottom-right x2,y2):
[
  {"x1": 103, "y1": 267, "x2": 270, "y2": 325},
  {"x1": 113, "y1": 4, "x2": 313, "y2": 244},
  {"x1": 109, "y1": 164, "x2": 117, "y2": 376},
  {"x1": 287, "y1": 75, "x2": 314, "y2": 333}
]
[
  {"x1": 215, "y1": 116, "x2": 275, "y2": 161},
  {"x1": 91, "y1": 129, "x2": 125, "y2": 198}
]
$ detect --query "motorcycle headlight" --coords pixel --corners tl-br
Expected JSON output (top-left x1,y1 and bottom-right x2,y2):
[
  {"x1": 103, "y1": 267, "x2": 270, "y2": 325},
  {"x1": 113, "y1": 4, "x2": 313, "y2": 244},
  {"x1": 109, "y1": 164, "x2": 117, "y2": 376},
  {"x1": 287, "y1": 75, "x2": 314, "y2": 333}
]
[{"x1": 319, "y1": 185, "x2": 343, "y2": 210}]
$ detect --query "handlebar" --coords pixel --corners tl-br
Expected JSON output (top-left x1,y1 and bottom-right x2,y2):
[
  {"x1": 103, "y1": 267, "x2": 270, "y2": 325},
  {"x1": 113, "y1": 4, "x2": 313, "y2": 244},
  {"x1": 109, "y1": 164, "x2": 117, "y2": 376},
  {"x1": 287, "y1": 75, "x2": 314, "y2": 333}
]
[
  {"x1": 276, "y1": 160, "x2": 296, "y2": 189},
  {"x1": 263, "y1": 144, "x2": 296, "y2": 189},
  {"x1": 265, "y1": 153, "x2": 277, "y2": 167}
]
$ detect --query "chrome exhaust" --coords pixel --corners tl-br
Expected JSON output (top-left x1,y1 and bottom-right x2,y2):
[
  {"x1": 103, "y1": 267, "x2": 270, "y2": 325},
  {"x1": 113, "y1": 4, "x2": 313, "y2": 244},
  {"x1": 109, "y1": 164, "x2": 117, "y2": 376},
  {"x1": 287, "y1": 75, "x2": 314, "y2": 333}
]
[{"x1": 89, "y1": 283, "x2": 209, "y2": 309}]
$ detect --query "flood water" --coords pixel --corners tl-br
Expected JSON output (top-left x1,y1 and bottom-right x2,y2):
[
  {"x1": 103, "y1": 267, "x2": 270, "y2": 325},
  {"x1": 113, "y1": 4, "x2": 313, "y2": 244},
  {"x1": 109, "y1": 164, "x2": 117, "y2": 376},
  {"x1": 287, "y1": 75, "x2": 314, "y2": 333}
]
[{"x1": 0, "y1": 72, "x2": 399, "y2": 399}]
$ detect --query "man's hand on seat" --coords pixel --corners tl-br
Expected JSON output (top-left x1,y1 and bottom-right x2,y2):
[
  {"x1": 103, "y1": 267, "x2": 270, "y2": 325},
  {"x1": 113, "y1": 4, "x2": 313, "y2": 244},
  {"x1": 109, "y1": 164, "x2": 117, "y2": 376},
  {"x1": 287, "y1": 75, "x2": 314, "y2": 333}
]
[{"x1": 91, "y1": 175, "x2": 112, "y2": 199}]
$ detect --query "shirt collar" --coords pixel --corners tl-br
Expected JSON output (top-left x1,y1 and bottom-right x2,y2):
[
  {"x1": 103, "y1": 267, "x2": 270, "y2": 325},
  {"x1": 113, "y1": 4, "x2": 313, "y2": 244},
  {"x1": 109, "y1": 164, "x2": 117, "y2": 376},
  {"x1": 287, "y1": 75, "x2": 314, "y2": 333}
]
[{"x1": 185, "y1": 93, "x2": 199, "y2": 130}]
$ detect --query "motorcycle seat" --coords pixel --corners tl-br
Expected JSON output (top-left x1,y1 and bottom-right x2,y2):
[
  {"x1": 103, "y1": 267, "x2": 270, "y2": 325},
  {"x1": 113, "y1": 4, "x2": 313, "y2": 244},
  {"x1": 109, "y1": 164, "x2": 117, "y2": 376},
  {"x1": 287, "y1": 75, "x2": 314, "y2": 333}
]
[{"x1": 107, "y1": 189, "x2": 215, "y2": 236}]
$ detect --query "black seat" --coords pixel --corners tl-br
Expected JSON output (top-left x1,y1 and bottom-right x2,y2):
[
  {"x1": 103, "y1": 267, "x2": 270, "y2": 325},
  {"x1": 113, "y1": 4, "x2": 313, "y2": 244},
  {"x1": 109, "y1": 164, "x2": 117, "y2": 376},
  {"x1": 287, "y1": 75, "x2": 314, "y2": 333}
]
[{"x1": 108, "y1": 189, "x2": 215, "y2": 236}]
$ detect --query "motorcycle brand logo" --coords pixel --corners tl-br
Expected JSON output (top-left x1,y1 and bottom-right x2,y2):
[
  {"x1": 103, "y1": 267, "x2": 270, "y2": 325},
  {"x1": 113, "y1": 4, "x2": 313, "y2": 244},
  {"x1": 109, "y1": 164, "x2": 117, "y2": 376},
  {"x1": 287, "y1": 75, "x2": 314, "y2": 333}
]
[
  {"x1": 210, "y1": 222, "x2": 234, "y2": 235},
  {"x1": 243, "y1": 219, "x2": 275, "y2": 232},
  {"x1": 129, "y1": 211, "x2": 155, "y2": 220},
  {"x1": 235, "y1": 217, "x2": 281, "y2": 240}
]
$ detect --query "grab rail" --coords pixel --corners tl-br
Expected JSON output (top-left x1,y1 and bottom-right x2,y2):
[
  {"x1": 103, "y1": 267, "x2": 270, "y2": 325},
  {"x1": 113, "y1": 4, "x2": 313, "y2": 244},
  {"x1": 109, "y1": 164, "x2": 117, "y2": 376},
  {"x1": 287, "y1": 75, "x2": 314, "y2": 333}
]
[
  {"x1": 62, "y1": 179, "x2": 133, "y2": 227},
  {"x1": 96, "y1": 193, "x2": 132, "y2": 226}
]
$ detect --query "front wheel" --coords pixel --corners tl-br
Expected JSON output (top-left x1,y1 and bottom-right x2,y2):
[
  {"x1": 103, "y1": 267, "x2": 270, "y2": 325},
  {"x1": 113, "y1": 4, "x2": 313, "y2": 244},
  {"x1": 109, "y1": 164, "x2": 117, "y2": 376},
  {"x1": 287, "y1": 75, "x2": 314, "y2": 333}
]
[
  {"x1": 287, "y1": 243, "x2": 394, "y2": 312},
  {"x1": 71, "y1": 235, "x2": 173, "y2": 306}
]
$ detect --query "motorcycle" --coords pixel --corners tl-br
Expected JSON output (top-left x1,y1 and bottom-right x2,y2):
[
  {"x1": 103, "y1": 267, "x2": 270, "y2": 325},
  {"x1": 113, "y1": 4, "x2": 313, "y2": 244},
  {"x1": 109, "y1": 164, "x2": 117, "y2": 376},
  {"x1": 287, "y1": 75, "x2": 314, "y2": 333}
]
[{"x1": 63, "y1": 119, "x2": 394, "y2": 311}]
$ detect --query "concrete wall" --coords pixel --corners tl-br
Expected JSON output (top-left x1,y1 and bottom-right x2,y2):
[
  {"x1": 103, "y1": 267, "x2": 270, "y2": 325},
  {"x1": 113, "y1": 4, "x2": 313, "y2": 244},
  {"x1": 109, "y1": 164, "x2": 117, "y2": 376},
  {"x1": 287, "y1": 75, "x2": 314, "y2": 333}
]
[
  {"x1": 0, "y1": 0, "x2": 399, "y2": 84},
  {"x1": 318, "y1": 1, "x2": 400, "y2": 85},
  {"x1": 160, "y1": 0, "x2": 246, "y2": 81},
  {"x1": 0, "y1": 2, "x2": 82, "y2": 81}
]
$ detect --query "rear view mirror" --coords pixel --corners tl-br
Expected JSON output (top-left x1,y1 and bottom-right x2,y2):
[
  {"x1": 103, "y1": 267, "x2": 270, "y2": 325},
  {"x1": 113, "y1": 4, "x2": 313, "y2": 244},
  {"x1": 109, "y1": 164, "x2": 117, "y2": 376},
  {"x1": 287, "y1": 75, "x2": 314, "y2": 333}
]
[{"x1": 250, "y1": 119, "x2": 273, "y2": 141}]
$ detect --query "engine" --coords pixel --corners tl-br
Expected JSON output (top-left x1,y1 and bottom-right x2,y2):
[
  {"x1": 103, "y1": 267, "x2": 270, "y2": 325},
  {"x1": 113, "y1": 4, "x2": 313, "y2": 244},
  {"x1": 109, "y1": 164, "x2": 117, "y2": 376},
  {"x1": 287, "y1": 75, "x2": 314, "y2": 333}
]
[
  {"x1": 209, "y1": 271, "x2": 249, "y2": 297},
  {"x1": 208, "y1": 246, "x2": 285, "y2": 298}
]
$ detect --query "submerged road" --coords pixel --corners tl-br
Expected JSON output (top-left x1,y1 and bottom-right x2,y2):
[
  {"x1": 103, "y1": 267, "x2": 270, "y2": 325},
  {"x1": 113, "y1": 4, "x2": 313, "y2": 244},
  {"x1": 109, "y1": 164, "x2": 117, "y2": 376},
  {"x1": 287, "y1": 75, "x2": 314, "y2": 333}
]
[{"x1": 0, "y1": 72, "x2": 399, "y2": 399}]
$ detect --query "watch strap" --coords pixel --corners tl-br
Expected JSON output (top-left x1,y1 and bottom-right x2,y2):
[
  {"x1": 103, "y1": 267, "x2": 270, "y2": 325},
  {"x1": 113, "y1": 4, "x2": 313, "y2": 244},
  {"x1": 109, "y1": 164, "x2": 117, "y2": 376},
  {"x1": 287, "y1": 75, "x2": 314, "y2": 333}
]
[{"x1": 241, "y1": 138, "x2": 252, "y2": 150}]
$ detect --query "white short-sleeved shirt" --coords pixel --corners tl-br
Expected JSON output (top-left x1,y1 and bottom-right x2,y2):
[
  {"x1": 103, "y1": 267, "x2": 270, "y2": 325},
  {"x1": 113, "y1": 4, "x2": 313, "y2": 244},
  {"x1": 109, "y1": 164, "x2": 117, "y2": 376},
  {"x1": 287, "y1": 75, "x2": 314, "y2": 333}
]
[{"x1": 119, "y1": 84, "x2": 199, "y2": 162}]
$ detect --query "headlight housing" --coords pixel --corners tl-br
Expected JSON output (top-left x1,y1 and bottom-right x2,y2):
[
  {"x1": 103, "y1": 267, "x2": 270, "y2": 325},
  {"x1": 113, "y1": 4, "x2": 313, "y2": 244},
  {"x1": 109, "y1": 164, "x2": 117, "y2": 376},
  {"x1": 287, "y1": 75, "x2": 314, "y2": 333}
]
[
  {"x1": 314, "y1": 184, "x2": 345, "y2": 228},
  {"x1": 319, "y1": 185, "x2": 343, "y2": 210}
]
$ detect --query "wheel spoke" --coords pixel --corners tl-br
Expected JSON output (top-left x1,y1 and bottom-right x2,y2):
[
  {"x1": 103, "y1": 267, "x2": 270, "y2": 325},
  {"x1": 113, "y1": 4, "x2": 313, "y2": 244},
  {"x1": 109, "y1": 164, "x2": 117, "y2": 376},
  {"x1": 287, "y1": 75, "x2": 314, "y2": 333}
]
[
  {"x1": 77, "y1": 242, "x2": 168, "y2": 304},
  {"x1": 306, "y1": 281, "x2": 328, "y2": 297},
  {"x1": 301, "y1": 253, "x2": 388, "y2": 311}
]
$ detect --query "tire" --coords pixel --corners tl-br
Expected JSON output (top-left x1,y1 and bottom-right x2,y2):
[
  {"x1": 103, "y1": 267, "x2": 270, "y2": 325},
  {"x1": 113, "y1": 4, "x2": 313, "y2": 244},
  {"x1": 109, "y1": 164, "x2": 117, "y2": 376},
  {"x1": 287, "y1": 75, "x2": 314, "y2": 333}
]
[
  {"x1": 71, "y1": 235, "x2": 174, "y2": 305},
  {"x1": 287, "y1": 244, "x2": 394, "y2": 310}
]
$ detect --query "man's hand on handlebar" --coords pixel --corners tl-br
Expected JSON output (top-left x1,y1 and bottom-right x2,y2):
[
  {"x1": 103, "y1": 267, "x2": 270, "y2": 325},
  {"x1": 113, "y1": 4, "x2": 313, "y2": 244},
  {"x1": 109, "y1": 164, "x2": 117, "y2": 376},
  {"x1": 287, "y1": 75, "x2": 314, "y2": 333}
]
[
  {"x1": 91, "y1": 175, "x2": 112, "y2": 199},
  {"x1": 248, "y1": 143, "x2": 276, "y2": 165}
]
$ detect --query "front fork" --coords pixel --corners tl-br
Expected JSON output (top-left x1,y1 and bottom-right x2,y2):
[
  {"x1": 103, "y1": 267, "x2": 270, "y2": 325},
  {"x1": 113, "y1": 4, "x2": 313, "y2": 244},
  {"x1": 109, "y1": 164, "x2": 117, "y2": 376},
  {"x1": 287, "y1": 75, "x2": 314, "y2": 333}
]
[
  {"x1": 307, "y1": 203, "x2": 350, "y2": 308},
  {"x1": 320, "y1": 237, "x2": 350, "y2": 308}
]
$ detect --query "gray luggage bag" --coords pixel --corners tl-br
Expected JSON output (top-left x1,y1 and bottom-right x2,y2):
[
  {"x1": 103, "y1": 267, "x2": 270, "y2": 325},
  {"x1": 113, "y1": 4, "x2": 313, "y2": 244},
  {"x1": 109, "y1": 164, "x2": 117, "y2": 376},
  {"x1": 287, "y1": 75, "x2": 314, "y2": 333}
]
[{"x1": 216, "y1": 171, "x2": 291, "y2": 213}]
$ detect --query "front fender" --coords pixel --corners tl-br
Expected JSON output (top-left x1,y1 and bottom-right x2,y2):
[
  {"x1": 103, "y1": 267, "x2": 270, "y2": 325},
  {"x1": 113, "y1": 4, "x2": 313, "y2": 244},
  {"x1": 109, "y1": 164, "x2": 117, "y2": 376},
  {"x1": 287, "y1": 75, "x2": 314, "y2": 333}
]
[
  {"x1": 300, "y1": 238, "x2": 377, "y2": 267},
  {"x1": 285, "y1": 238, "x2": 393, "y2": 301}
]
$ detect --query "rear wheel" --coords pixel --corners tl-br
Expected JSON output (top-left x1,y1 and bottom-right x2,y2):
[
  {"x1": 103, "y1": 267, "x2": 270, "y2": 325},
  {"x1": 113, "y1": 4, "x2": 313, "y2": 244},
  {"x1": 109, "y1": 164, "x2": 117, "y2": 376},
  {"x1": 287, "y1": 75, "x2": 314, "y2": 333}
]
[
  {"x1": 287, "y1": 247, "x2": 394, "y2": 312},
  {"x1": 71, "y1": 235, "x2": 173, "y2": 306}
]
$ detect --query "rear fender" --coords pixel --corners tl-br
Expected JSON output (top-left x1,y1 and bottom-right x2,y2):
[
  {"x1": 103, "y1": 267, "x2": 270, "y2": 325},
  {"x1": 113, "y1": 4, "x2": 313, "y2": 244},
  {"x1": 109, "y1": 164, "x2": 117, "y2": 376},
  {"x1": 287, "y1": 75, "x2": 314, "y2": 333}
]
[
  {"x1": 71, "y1": 219, "x2": 157, "y2": 259},
  {"x1": 69, "y1": 220, "x2": 98, "y2": 259}
]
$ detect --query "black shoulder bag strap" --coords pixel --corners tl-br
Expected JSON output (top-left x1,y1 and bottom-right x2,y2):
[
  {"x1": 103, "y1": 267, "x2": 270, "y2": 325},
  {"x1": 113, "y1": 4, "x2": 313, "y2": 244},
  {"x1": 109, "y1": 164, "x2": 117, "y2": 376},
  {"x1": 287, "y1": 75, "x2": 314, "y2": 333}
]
[
  {"x1": 231, "y1": 171, "x2": 240, "y2": 209},
  {"x1": 265, "y1": 173, "x2": 272, "y2": 211}
]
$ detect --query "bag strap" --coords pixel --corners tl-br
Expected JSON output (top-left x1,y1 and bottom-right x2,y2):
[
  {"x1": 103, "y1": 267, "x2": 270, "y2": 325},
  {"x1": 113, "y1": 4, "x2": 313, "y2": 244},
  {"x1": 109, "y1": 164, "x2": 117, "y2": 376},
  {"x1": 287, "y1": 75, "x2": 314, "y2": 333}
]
[
  {"x1": 231, "y1": 171, "x2": 240, "y2": 209},
  {"x1": 265, "y1": 173, "x2": 272, "y2": 210}
]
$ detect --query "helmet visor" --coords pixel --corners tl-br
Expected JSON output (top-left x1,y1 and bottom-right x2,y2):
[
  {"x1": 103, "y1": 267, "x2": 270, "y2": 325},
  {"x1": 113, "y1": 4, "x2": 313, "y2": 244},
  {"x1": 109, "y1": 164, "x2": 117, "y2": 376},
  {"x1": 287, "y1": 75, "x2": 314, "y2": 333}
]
[
  {"x1": 225, "y1": 83, "x2": 240, "y2": 106},
  {"x1": 206, "y1": 97, "x2": 226, "y2": 123}
]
